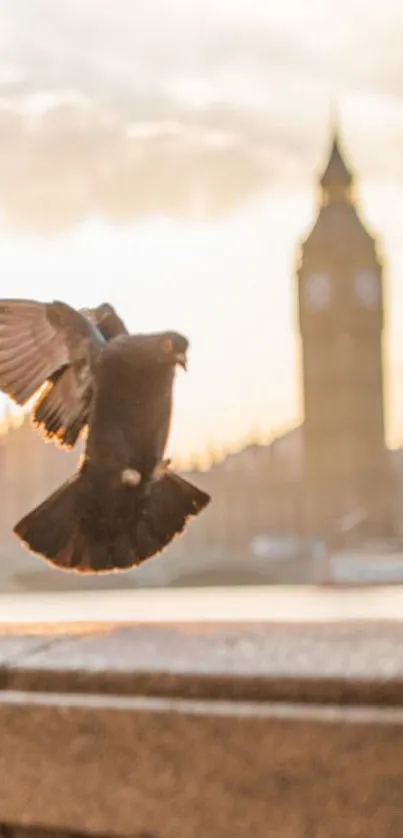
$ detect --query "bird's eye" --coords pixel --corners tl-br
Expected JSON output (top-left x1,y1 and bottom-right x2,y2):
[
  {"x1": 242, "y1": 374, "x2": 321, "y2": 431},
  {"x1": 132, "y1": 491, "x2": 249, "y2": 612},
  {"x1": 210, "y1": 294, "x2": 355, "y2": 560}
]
[{"x1": 162, "y1": 337, "x2": 174, "y2": 354}]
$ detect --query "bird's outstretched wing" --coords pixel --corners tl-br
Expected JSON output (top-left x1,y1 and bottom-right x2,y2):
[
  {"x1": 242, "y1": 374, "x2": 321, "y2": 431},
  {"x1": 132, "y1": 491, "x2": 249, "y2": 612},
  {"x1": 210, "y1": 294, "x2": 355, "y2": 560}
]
[
  {"x1": 32, "y1": 301, "x2": 128, "y2": 449},
  {"x1": 0, "y1": 298, "x2": 105, "y2": 448}
]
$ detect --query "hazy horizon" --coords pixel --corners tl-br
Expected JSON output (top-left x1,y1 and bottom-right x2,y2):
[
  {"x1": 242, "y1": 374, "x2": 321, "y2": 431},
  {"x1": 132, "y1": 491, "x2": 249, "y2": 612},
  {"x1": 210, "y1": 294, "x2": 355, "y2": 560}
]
[{"x1": 1, "y1": 0, "x2": 403, "y2": 464}]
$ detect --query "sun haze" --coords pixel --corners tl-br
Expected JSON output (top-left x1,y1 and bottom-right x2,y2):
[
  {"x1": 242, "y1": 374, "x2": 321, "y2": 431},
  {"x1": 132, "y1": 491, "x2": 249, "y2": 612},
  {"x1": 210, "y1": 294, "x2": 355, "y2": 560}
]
[{"x1": 1, "y1": 0, "x2": 403, "y2": 464}]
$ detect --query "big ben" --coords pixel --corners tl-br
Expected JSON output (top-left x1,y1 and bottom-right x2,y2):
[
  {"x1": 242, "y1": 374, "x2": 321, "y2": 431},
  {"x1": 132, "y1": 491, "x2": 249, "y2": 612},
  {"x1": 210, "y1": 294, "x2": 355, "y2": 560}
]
[{"x1": 296, "y1": 123, "x2": 395, "y2": 539}]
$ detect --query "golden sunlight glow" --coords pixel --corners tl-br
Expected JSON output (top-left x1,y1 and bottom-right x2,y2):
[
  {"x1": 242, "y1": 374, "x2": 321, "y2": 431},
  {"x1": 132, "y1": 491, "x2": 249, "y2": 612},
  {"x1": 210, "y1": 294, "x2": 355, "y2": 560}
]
[
  {"x1": 1, "y1": 0, "x2": 403, "y2": 463},
  {"x1": 0, "y1": 190, "x2": 313, "y2": 464},
  {"x1": 1, "y1": 174, "x2": 403, "y2": 463}
]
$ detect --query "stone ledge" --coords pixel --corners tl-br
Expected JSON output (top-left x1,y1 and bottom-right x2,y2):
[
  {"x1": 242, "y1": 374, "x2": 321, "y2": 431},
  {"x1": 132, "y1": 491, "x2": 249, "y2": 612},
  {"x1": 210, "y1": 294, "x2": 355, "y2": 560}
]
[
  {"x1": 0, "y1": 828, "x2": 98, "y2": 837},
  {"x1": 0, "y1": 688, "x2": 402, "y2": 838},
  {"x1": 1, "y1": 621, "x2": 403, "y2": 706},
  {"x1": 1, "y1": 614, "x2": 403, "y2": 836}
]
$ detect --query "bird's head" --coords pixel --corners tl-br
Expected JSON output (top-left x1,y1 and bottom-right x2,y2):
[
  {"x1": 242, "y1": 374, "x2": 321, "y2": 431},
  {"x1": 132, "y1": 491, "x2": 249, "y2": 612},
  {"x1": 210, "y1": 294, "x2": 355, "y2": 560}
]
[
  {"x1": 122, "y1": 331, "x2": 189, "y2": 374},
  {"x1": 158, "y1": 331, "x2": 189, "y2": 371}
]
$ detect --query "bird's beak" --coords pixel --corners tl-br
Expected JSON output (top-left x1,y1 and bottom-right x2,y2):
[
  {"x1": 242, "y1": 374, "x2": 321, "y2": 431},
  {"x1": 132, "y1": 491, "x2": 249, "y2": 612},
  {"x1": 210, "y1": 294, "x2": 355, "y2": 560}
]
[{"x1": 176, "y1": 352, "x2": 188, "y2": 371}]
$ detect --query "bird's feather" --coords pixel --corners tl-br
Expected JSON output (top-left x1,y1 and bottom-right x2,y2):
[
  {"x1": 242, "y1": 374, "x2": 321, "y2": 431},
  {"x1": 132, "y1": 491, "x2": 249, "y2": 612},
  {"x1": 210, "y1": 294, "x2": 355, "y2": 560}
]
[
  {"x1": 0, "y1": 298, "x2": 103, "y2": 408},
  {"x1": 14, "y1": 465, "x2": 211, "y2": 573},
  {"x1": 0, "y1": 300, "x2": 69, "y2": 404},
  {"x1": 32, "y1": 366, "x2": 93, "y2": 449},
  {"x1": 30, "y1": 301, "x2": 128, "y2": 449}
]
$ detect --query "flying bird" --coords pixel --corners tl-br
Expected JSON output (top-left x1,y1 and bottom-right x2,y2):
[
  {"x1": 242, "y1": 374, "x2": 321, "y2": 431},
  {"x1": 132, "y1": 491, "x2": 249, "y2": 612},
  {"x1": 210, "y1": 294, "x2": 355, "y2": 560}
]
[{"x1": 0, "y1": 298, "x2": 210, "y2": 573}]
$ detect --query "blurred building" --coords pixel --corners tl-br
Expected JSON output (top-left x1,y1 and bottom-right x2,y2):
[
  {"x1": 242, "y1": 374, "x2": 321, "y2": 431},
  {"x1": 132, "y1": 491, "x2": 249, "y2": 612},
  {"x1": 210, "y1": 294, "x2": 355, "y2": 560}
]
[
  {"x1": 189, "y1": 122, "x2": 400, "y2": 553},
  {"x1": 0, "y1": 121, "x2": 402, "y2": 590}
]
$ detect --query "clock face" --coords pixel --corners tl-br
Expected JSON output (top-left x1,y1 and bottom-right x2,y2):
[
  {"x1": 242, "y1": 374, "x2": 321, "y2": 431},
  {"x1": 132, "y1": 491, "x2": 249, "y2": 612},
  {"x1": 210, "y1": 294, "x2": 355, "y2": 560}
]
[
  {"x1": 354, "y1": 269, "x2": 380, "y2": 308},
  {"x1": 303, "y1": 273, "x2": 332, "y2": 309}
]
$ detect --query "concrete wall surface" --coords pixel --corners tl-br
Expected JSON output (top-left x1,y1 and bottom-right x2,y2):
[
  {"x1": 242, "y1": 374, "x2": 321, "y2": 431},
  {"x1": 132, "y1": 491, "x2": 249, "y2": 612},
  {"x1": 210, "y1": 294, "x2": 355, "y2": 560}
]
[{"x1": 0, "y1": 620, "x2": 403, "y2": 837}]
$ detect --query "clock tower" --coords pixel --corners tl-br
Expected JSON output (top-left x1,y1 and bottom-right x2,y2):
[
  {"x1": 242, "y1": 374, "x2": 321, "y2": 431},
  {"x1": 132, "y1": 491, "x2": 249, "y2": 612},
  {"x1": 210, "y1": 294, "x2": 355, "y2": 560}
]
[{"x1": 296, "y1": 124, "x2": 395, "y2": 539}]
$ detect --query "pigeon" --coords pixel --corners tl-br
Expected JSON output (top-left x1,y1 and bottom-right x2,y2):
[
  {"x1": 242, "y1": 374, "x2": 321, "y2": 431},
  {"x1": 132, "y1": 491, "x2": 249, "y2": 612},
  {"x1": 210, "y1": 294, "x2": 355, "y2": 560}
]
[{"x1": 0, "y1": 298, "x2": 210, "y2": 573}]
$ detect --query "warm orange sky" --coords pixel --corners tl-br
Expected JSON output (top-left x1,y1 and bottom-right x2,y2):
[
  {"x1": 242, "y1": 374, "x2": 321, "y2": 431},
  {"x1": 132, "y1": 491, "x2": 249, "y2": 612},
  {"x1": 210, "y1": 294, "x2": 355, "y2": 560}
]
[{"x1": 1, "y1": 0, "x2": 403, "y2": 464}]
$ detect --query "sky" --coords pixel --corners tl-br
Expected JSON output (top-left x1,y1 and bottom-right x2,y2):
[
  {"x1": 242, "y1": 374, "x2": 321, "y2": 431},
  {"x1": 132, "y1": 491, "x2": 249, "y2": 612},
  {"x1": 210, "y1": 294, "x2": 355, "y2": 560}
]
[{"x1": 1, "y1": 0, "x2": 403, "y2": 464}]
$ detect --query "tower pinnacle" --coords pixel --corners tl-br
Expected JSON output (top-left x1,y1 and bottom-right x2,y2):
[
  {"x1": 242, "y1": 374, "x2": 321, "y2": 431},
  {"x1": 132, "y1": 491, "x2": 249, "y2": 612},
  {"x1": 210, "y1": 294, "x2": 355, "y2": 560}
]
[{"x1": 319, "y1": 121, "x2": 353, "y2": 202}]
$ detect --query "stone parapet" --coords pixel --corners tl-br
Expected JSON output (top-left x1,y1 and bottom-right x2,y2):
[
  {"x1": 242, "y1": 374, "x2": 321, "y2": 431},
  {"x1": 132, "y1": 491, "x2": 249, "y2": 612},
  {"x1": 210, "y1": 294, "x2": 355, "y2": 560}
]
[{"x1": 0, "y1": 614, "x2": 403, "y2": 836}]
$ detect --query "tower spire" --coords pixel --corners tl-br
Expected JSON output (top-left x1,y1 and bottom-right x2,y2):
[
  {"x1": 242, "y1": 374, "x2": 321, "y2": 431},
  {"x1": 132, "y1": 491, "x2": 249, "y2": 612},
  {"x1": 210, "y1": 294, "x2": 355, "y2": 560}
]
[
  {"x1": 319, "y1": 113, "x2": 353, "y2": 203},
  {"x1": 328, "y1": 96, "x2": 339, "y2": 141}
]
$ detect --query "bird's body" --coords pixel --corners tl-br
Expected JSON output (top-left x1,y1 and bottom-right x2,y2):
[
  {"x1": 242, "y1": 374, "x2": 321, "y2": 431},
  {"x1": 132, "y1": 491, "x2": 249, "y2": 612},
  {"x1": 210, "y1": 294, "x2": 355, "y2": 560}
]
[
  {"x1": 0, "y1": 298, "x2": 210, "y2": 572},
  {"x1": 85, "y1": 333, "x2": 175, "y2": 475}
]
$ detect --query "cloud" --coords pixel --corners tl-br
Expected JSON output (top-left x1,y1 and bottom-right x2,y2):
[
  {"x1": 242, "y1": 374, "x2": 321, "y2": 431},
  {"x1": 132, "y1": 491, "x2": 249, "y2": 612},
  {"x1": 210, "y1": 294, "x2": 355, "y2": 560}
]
[
  {"x1": 0, "y1": 1, "x2": 402, "y2": 230},
  {"x1": 2, "y1": 0, "x2": 402, "y2": 106},
  {"x1": 0, "y1": 97, "x2": 297, "y2": 232}
]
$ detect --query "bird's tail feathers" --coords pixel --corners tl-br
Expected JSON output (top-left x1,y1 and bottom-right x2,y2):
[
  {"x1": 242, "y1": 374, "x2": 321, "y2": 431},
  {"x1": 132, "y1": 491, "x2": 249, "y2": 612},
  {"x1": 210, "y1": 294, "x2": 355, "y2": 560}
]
[
  {"x1": 14, "y1": 473, "x2": 81, "y2": 570},
  {"x1": 138, "y1": 471, "x2": 210, "y2": 562},
  {"x1": 13, "y1": 468, "x2": 211, "y2": 573}
]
